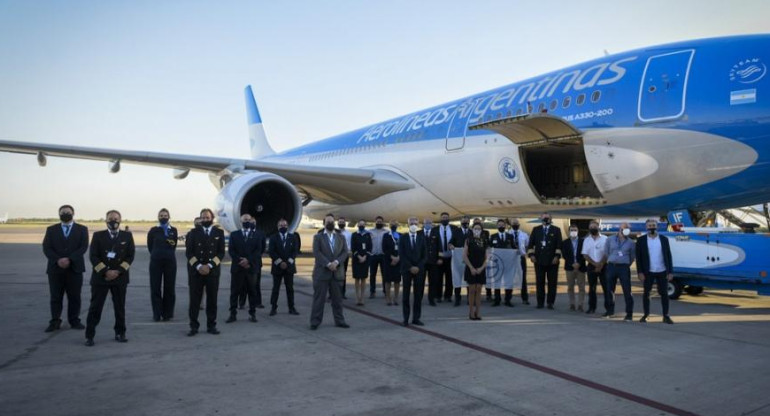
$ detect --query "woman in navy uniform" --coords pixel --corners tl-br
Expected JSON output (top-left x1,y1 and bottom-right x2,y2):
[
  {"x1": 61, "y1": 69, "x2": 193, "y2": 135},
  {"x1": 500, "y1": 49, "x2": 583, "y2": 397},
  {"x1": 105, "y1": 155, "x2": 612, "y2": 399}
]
[
  {"x1": 147, "y1": 208, "x2": 178, "y2": 322},
  {"x1": 85, "y1": 210, "x2": 135, "y2": 346},
  {"x1": 350, "y1": 219, "x2": 372, "y2": 306},
  {"x1": 464, "y1": 222, "x2": 490, "y2": 320},
  {"x1": 382, "y1": 220, "x2": 401, "y2": 306}
]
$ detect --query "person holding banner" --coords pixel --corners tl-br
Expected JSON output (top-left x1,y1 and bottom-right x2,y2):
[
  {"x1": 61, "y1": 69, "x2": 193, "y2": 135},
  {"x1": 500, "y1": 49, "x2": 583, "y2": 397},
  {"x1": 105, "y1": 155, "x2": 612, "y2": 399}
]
[
  {"x1": 509, "y1": 218, "x2": 530, "y2": 305},
  {"x1": 490, "y1": 219, "x2": 514, "y2": 307},
  {"x1": 463, "y1": 222, "x2": 490, "y2": 320}
]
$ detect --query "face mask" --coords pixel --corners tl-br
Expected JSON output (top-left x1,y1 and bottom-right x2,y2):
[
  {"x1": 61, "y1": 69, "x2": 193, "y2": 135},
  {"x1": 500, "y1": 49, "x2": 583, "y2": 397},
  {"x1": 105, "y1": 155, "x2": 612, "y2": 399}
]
[
  {"x1": 375, "y1": 223, "x2": 384, "y2": 229},
  {"x1": 543, "y1": 218, "x2": 552, "y2": 225},
  {"x1": 440, "y1": 219, "x2": 449, "y2": 226},
  {"x1": 512, "y1": 224, "x2": 520, "y2": 231},
  {"x1": 570, "y1": 231, "x2": 578, "y2": 238},
  {"x1": 407, "y1": 224, "x2": 417, "y2": 233},
  {"x1": 338, "y1": 222, "x2": 346, "y2": 229},
  {"x1": 107, "y1": 220, "x2": 120, "y2": 230},
  {"x1": 424, "y1": 225, "x2": 432, "y2": 232},
  {"x1": 473, "y1": 230, "x2": 482, "y2": 237},
  {"x1": 648, "y1": 228, "x2": 657, "y2": 234},
  {"x1": 622, "y1": 228, "x2": 631, "y2": 236},
  {"x1": 279, "y1": 226, "x2": 288, "y2": 234},
  {"x1": 390, "y1": 225, "x2": 398, "y2": 232},
  {"x1": 498, "y1": 227, "x2": 506, "y2": 233},
  {"x1": 60, "y1": 213, "x2": 73, "y2": 223},
  {"x1": 242, "y1": 222, "x2": 251, "y2": 229},
  {"x1": 325, "y1": 223, "x2": 335, "y2": 231},
  {"x1": 201, "y1": 220, "x2": 213, "y2": 228},
  {"x1": 589, "y1": 228, "x2": 598, "y2": 235},
  {"x1": 159, "y1": 218, "x2": 169, "y2": 225},
  {"x1": 461, "y1": 222, "x2": 469, "y2": 229},
  {"x1": 358, "y1": 226, "x2": 366, "y2": 232}
]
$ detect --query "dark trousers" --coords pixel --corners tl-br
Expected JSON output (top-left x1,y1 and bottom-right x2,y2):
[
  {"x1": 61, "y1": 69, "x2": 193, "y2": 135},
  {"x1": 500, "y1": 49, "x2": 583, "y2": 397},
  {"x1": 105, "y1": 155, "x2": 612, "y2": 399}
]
[
  {"x1": 271, "y1": 272, "x2": 295, "y2": 309},
  {"x1": 642, "y1": 272, "x2": 670, "y2": 317},
  {"x1": 230, "y1": 269, "x2": 258, "y2": 314},
  {"x1": 238, "y1": 270, "x2": 262, "y2": 307},
  {"x1": 402, "y1": 271, "x2": 425, "y2": 323},
  {"x1": 369, "y1": 254, "x2": 385, "y2": 294},
  {"x1": 85, "y1": 283, "x2": 127, "y2": 339},
  {"x1": 534, "y1": 263, "x2": 558, "y2": 307},
  {"x1": 520, "y1": 256, "x2": 529, "y2": 301},
  {"x1": 311, "y1": 278, "x2": 345, "y2": 326},
  {"x1": 587, "y1": 266, "x2": 606, "y2": 311},
  {"x1": 47, "y1": 270, "x2": 83, "y2": 325},
  {"x1": 435, "y1": 258, "x2": 453, "y2": 300},
  {"x1": 606, "y1": 264, "x2": 633, "y2": 315},
  {"x1": 426, "y1": 263, "x2": 441, "y2": 302},
  {"x1": 149, "y1": 257, "x2": 176, "y2": 320},
  {"x1": 494, "y1": 289, "x2": 513, "y2": 303},
  {"x1": 189, "y1": 273, "x2": 219, "y2": 330}
]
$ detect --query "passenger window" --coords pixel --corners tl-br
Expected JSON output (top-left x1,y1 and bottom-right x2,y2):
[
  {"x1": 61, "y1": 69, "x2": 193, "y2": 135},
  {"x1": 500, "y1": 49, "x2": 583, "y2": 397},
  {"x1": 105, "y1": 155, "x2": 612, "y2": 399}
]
[
  {"x1": 562, "y1": 96, "x2": 571, "y2": 108},
  {"x1": 516, "y1": 108, "x2": 523, "y2": 116},
  {"x1": 538, "y1": 102, "x2": 546, "y2": 112},
  {"x1": 550, "y1": 99, "x2": 558, "y2": 111},
  {"x1": 576, "y1": 94, "x2": 586, "y2": 106},
  {"x1": 591, "y1": 90, "x2": 601, "y2": 103}
]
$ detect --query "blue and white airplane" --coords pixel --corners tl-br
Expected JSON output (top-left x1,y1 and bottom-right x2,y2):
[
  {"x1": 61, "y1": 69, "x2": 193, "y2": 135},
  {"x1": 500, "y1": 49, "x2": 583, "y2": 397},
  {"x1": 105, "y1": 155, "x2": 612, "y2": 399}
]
[{"x1": 2, "y1": 34, "x2": 769, "y2": 234}]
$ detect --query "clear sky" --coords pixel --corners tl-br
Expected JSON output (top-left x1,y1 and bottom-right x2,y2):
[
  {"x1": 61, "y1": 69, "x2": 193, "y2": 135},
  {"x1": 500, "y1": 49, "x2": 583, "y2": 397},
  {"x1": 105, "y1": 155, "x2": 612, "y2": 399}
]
[{"x1": 1, "y1": 0, "x2": 768, "y2": 220}]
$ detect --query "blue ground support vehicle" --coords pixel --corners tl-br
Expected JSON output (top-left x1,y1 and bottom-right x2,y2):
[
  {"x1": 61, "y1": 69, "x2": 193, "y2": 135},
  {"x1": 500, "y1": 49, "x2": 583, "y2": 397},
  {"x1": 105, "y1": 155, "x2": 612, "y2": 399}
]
[{"x1": 664, "y1": 229, "x2": 770, "y2": 299}]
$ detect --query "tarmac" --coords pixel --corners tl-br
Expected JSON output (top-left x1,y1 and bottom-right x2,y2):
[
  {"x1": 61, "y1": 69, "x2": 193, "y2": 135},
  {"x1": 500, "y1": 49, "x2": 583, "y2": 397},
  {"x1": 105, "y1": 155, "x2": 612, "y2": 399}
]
[{"x1": 1, "y1": 227, "x2": 769, "y2": 416}]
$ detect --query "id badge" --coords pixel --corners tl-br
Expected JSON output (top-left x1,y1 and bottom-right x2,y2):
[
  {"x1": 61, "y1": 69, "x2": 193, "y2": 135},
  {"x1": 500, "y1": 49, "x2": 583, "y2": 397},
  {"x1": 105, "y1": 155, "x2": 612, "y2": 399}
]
[
  {"x1": 541, "y1": 240, "x2": 546, "y2": 248},
  {"x1": 363, "y1": 243, "x2": 367, "y2": 250},
  {"x1": 618, "y1": 251, "x2": 623, "y2": 257},
  {"x1": 107, "y1": 251, "x2": 116, "y2": 259}
]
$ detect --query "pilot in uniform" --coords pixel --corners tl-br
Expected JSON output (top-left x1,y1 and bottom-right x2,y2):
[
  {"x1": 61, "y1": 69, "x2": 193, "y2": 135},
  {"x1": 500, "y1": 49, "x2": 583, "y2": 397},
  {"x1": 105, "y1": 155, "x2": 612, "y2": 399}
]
[
  {"x1": 527, "y1": 213, "x2": 563, "y2": 309},
  {"x1": 186, "y1": 209, "x2": 226, "y2": 336}
]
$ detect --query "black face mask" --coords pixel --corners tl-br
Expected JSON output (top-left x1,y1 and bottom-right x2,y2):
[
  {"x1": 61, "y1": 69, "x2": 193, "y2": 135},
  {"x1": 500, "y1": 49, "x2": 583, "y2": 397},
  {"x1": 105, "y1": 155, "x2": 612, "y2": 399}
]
[
  {"x1": 159, "y1": 218, "x2": 169, "y2": 225},
  {"x1": 358, "y1": 226, "x2": 366, "y2": 232},
  {"x1": 201, "y1": 220, "x2": 213, "y2": 228},
  {"x1": 512, "y1": 225, "x2": 520, "y2": 231},
  {"x1": 107, "y1": 221, "x2": 120, "y2": 230},
  {"x1": 279, "y1": 227, "x2": 288, "y2": 234},
  {"x1": 543, "y1": 218, "x2": 552, "y2": 225},
  {"x1": 60, "y1": 213, "x2": 73, "y2": 223},
  {"x1": 498, "y1": 227, "x2": 506, "y2": 233},
  {"x1": 589, "y1": 228, "x2": 599, "y2": 235},
  {"x1": 461, "y1": 222, "x2": 469, "y2": 229},
  {"x1": 242, "y1": 222, "x2": 252, "y2": 229},
  {"x1": 338, "y1": 222, "x2": 346, "y2": 229},
  {"x1": 325, "y1": 222, "x2": 335, "y2": 231},
  {"x1": 375, "y1": 223, "x2": 384, "y2": 229},
  {"x1": 440, "y1": 219, "x2": 449, "y2": 226},
  {"x1": 390, "y1": 225, "x2": 398, "y2": 232},
  {"x1": 648, "y1": 228, "x2": 657, "y2": 234}
]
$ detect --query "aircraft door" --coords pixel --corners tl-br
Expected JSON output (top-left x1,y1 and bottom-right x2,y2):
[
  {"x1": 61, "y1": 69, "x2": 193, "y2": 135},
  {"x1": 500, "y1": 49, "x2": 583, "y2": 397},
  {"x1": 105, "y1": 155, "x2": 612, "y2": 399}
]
[
  {"x1": 638, "y1": 49, "x2": 694, "y2": 122},
  {"x1": 445, "y1": 99, "x2": 478, "y2": 151}
]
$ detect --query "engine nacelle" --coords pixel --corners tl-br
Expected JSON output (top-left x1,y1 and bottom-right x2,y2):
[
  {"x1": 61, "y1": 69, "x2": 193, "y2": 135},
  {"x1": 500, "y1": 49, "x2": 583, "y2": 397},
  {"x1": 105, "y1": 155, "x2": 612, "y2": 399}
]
[{"x1": 214, "y1": 172, "x2": 302, "y2": 235}]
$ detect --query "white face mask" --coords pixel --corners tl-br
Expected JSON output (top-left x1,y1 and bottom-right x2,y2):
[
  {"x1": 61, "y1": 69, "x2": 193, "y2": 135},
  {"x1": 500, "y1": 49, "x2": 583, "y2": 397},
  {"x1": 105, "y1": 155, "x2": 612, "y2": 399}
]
[
  {"x1": 409, "y1": 224, "x2": 418, "y2": 233},
  {"x1": 569, "y1": 231, "x2": 578, "y2": 238},
  {"x1": 622, "y1": 228, "x2": 631, "y2": 236},
  {"x1": 473, "y1": 230, "x2": 482, "y2": 237}
]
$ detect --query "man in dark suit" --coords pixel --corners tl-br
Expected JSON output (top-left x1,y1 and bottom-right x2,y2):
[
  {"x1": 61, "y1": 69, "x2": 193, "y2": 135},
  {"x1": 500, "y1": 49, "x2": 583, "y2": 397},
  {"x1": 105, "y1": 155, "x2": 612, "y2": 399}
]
[
  {"x1": 509, "y1": 218, "x2": 530, "y2": 305},
  {"x1": 422, "y1": 218, "x2": 440, "y2": 306},
  {"x1": 185, "y1": 208, "x2": 226, "y2": 336},
  {"x1": 147, "y1": 208, "x2": 178, "y2": 322},
  {"x1": 42, "y1": 204, "x2": 89, "y2": 332},
  {"x1": 490, "y1": 219, "x2": 515, "y2": 307},
  {"x1": 85, "y1": 210, "x2": 135, "y2": 346},
  {"x1": 226, "y1": 214, "x2": 266, "y2": 323},
  {"x1": 448, "y1": 215, "x2": 471, "y2": 306},
  {"x1": 561, "y1": 224, "x2": 587, "y2": 311},
  {"x1": 310, "y1": 214, "x2": 349, "y2": 330},
  {"x1": 636, "y1": 219, "x2": 675, "y2": 324},
  {"x1": 400, "y1": 217, "x2": 427, "y2": 326},
  {"x1": 527, "y1": 212, "x2": 563, "y2": 309},
  {"x1": 268, "y1": 218, "x2": 300, "y2": 316}
]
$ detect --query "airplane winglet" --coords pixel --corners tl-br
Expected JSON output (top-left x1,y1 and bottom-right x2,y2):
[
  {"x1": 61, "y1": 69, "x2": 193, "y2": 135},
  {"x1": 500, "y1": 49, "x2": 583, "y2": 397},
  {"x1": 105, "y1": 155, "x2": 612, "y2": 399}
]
[{"x1": 244, "y1": 85, "x2": 275, "y2": 159}]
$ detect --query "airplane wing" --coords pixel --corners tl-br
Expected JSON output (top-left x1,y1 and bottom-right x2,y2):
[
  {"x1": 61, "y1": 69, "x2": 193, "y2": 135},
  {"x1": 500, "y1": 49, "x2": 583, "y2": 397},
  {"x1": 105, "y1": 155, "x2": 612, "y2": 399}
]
[{"x1": 0, "y1": 139, "x2": 414, "y2": 204}]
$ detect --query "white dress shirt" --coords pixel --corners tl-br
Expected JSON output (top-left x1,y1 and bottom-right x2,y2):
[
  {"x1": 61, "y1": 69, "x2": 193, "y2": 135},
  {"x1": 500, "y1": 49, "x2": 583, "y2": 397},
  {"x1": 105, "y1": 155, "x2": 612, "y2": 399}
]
[
  {"x1": 508, "y1": 229, "x2": 529, "y2": 255},
  {"x1": 646, "y1": 235, "x2": 666, "y2": 273},
  {"x1": 581, "y1": 234, "x2": 608, "y2": 263}
]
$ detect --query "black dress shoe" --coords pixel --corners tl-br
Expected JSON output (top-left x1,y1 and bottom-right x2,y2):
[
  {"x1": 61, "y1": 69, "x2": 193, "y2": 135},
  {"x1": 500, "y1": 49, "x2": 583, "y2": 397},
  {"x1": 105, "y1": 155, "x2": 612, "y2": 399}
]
[
  {"x1": 335, "y1": 323, "x2": 350, "y2": 328},
  {"x1": 504, "y1": 301, "x2": 514, "y2": 307},
  {"x1": 623, "y1": 314, "x2": 633, "y2": 321},
  {"x1": 454, "y1": 299, "x2": 461, "y2": 307},
  {"x1": 162, "y1": 317, "x2": 172, "y2": 322},
  {"x1": 639, "y1": 315, "x2": 648, "y2": 323},
  {"x1": 402, "y1": 321, "x2": 409, "y2": 327},
  {"x1": 269, "y1": 308, "x2": 277, "y2": 316},
  {"x1": 310, "y1": 324, "x2": 318, "y2": 330},
  {"x1": 492, "y1": 301, "x2": 501, "y2": 307},
  {"x1": 226, "y1": 315, "x2": 236, "y2": 323},
  {"x1": 369, "y1": 293, "x2": 376, "y2": 299},
  {"x1": 249, "y1": 315, "x2": 258, "y2": 323},
  {"x1": 412, "y1": 320, "x2": 424, "y2": 326},
  {"x1": 663, "y1": 316, "x2": 674, "y2": 325},
  {"x1": 85, "y1": 338, "x2": 94, "y2": 347},
  {"x1": 289, "y1": 308, "x2": 300, "y2": 315},
  {"x1": 547, "y1": 304, "x2": 554, "y2": 310},
  {"x1": 429, "y1": 301, "x2": 436, "y2": 306},
  {"x1": 207, "y1": 328, "x2": 221, "y2": 335},
  {"x1": 153, "y1": 317, "x2": 161, "y2": 322},
  {"x1": 586, "y1": 308, "x2": 595, "y2": 314},
  {"x1": 115, "y1": 334, "x2": 128, "y2": 343},
  {"x1": 256, "y1": 304, "x2": 265, "y2": 309},
  {"x1": 536, "y1": 305, "x2": 544, "y2": 309},
  {"x1": 187, "y1": 329, "x2": 198, "y2": 336},
  {"x1": 45, "y1": 321, "x2": 61, "y2": 333},
  {"x1": 523, "y1": 301, "x2": 530, "y2": 305},
  {"x1": 71, "y1": 322, "x2": 85, "y2": 330}
]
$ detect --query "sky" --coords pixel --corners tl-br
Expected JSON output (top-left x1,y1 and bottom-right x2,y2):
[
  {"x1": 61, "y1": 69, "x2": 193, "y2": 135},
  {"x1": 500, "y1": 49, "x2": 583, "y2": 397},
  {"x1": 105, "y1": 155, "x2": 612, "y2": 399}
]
[{"x1": 0, "y1": 0, "x2": 768, "y2": 220}]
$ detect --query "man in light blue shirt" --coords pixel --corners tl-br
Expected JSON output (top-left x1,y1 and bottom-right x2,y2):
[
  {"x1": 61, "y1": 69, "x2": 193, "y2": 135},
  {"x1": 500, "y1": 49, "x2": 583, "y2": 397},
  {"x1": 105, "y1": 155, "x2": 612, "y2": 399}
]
[{"x1": 605, "y1": 223, "x2": 636, "y2": 320}]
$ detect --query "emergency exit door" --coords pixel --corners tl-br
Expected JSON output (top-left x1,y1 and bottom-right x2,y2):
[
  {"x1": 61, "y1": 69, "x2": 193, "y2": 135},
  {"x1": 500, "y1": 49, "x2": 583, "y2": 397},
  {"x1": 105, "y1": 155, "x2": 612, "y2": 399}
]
[{"x1": 638, "y1": 49, "x2": 694, "y2": 122}]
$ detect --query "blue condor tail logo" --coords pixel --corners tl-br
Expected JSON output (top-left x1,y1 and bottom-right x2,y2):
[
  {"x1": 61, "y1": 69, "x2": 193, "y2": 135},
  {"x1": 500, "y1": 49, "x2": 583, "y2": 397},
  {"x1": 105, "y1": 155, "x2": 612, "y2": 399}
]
[{"x1": 358, "y1": 56, "x2": 637, "y2": 144}]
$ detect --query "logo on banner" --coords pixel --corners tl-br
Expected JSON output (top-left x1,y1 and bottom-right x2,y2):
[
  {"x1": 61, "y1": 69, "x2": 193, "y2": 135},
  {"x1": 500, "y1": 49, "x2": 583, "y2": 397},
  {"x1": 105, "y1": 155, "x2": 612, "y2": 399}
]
[{"x1": 487, "y1": 252, "x2": 505, "y2": 284}]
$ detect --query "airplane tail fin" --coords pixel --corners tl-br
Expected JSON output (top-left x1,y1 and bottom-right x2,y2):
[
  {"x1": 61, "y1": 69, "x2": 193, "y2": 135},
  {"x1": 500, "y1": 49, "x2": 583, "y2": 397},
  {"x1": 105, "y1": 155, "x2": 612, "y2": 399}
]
[{"x1": 244, "y1": 85, "x2": 275, "y2": 159}]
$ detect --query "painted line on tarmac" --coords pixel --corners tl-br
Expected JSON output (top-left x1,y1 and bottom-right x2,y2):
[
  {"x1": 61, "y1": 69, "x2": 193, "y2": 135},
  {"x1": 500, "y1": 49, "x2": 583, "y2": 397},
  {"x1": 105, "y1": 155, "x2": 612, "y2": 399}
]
[{"x1": 340, "y1": 300, "x2": 701, "y2": 416}]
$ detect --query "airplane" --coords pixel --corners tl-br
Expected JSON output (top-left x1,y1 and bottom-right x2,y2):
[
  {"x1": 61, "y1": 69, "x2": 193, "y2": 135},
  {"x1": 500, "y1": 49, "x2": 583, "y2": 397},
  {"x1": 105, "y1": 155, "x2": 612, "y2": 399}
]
[{"x1": 1, "y1": 34, "x2": 769, "y2": 235}]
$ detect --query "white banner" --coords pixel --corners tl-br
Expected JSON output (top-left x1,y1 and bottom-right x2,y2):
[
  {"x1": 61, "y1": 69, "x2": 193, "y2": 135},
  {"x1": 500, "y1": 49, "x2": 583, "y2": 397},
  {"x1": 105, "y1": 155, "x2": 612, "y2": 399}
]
[{"x1": 451, "y1": 248, "x2": 521, "y2": 289}]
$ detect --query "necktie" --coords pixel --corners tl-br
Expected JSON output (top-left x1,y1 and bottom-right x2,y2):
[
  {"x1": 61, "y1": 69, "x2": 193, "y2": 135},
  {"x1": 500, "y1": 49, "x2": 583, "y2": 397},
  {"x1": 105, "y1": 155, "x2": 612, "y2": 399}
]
[
  {"x1": 329, "y1": 234, "x2": 335, "y2": 251},
  {"x1": 110, "y1": 232, "x2": 116, "y2": 240},
  {"x1": 206, "y1": 228, "x2": 210, "y2": 236},
  {"x1": 502, "y1": 233, "x2": 505, "y2": 242},
  {"x1": 442, "y1": 227, "x2": 447, "y2": 251},
  {"x1": 513, "y1": 231, "x2": 518, "y2": 248},
  {"x1": 282, "y1": 234, "x2": 286, "y2": 246},
  {"x1": 63, "y1": 225, "x2": 71, "y2": 238},
  {"x1": 411, "y1": 234, "x2": 416, "y2": 248}
]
